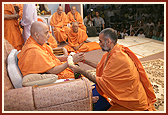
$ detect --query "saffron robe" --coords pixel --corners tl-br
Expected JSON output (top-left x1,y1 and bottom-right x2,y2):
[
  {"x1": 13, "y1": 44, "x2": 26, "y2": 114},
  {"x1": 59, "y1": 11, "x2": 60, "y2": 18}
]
[
  {"x1": 64, "y1": 29, "x2": 101, "y2": 53},
  {"x1": 15, "y1": 4, "x2": 23, "y2": 33},
  {"x1": 96, "y1": 44, "x2": 156, "y2": 111},
  {"x1": 67, "y1": 11, "x2": 86, "y2": 32},
  {"x1": 37, "y1": 18, "x2": 58, "y2": 48},
  {"x1": 47, "y1": 31, "x2": 58, "y2": 48},
  {"x1": 64, "y1": 29, "x2": 89, "y2": 52},
  {"x1": 4, "y1": 4, "x2": 24, "y2": 51},
  {"x1": 50, "y1": 12, "x2": 70, "y2": 42},
  {"x1": 17, "y1": 36, "x2": 74, "y2": 79}
]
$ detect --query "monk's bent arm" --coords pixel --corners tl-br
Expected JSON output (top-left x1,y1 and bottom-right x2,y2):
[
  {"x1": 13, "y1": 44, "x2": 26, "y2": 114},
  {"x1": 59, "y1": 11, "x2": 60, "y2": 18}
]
[
  {"x1": 83, "y1": 59, "x2": 97, "y2": 68},
  {"x1": 4, "y1": 14, "x2": 19, "y2": 20},
  {"x1": 56, "y1": 56, "x2": 68, "y2": 62},
  {"x1": 78, "y1": 42, "x2": 84, "y2": 48},
  {"x1": 73, "y1": 42, "x2": 84, "y2": 50},
  {"x1": 78, "y1": 67, "x2": 97, "y2": 84},
  {"x1": 46, "y1": 62, "x2": 68, "y2": 75}
]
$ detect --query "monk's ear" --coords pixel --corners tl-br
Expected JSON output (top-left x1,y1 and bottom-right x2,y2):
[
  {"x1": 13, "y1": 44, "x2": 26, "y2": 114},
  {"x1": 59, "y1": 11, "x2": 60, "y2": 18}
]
[
  {"x1": 107, "y1": 38, "x2": 111, "y2": 44},
  {"x1": 34, "y1": 31, "x2": 38, "y2": 39}
]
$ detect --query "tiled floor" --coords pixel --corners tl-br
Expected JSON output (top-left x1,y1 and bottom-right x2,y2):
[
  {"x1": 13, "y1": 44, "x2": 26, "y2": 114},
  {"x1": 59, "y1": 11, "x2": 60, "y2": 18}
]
[
  {"x1": 87, "y1": 36, "x2": 164, "y2": 59},
  {"x1": 77, "y1": 36, "x2": 165, "y2": 71},
  {"x1": 59, "y1": 35, "x2": 164, "y2": 70}
]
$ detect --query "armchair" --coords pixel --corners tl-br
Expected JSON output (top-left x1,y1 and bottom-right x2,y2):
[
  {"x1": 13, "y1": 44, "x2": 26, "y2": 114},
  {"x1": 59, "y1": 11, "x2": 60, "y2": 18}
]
[{"x1": 3, "y1": 39, "x2": 93, "y2": 111}]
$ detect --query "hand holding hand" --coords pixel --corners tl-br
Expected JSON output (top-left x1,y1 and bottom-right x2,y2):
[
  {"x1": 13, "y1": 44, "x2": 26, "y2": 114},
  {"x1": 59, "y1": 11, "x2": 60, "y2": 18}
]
[
  {"x1": 68, "y1": 64, "x2": 80, "y2": 73},
  {"x1": 72, "y1": 52, "x2": 85, "y2": 63}
]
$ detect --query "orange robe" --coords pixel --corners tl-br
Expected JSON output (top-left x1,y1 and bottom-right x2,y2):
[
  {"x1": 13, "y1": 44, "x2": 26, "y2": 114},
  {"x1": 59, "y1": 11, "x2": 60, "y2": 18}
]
[
  {"x1": 37, "y1": 18, "x2": 58, "y2": 48},
  {"x1": 64, "y1": 29, "x2": 89, "y2": 52},
  {"x1": 96, "y1": 44, "x2": 156, "y2": 111},
  {"x1": 47, "y1": 32, "x2": 58, "y2": 48},
  {"x1": 15, "y1": 4, "x2": 23, "y2": 33},
  {"x1": 4, "y1": 4, "x2": 24, "y2": 50},
  {"x1": 64, "y1": 29, "x2": 101, "y2": 53},
  {"x1": 50, "y1": 12, "x2": 70, "y2": 42},
  {"x1": 17, "y1": 36, "x2": 74, "y2": 79},
  {"x1": 67, "y1": 11, "x2": 86, "y2": 32}
]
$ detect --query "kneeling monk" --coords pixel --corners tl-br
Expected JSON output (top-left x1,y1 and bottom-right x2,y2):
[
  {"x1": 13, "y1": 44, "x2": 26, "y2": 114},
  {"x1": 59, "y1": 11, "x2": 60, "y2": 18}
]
[
  {"x1": 17, "y1": 21, "x2": 85, "y2": 79},
  {"x1": 69, "y1": 28, "x2": 156, "y2": 111}
]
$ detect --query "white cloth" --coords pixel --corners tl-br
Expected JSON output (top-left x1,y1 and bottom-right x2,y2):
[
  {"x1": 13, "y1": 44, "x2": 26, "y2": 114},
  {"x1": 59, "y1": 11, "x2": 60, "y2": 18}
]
[
  {"x1": 121, "y1": 32, "x2": 128, "y2": 39},
  {"x1": 146, "y1": 22, "x2": 155, "y2": 28},
  {"x1": 21, "y1": 4, "x2": 37, "y2": 43},
  {"x1": 138, "y1": 34, "x2": 145, "y2": 37},
  {"x1": 54, "y1": 78, "x2": 75, "y2": 83},
  {"x1": 83, "y1": 17, "x2": 93, "y2": 27}
]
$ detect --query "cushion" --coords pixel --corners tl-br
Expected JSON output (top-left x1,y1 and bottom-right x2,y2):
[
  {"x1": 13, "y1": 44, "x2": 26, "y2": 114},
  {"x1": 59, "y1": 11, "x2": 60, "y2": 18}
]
[
  {"x1": 22, "y1": 74, "x2": 58, "y2": 87},
  {"x1": 7, "y1": 49, "x2": 23, "y2": 89}
]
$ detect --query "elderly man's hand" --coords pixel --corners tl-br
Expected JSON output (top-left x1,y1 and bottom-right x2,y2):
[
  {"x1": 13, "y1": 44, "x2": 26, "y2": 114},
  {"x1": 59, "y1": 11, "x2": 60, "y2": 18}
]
[{"x1": 72, "y1": 52, "x2": 85, "y2": 63}]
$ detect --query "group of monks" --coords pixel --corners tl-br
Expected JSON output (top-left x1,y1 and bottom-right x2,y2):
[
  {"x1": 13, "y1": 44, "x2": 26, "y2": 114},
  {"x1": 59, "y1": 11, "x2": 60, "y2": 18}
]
[
  {"x1": 4, "y1": 4, "x2": 157, "y2": 111},
  {"x1": 50, "y1": 6, "x2": 101, "y2": 53},
  {"x1": 4, "y1": 4, "x2": 100, "y2": 53},
  {"x1": 50, "y1": 6, "x2": 86, "y2": 43}
]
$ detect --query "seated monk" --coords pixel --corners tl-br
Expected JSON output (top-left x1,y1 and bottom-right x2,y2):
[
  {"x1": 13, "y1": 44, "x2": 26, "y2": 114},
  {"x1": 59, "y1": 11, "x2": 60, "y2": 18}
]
[
  {"x1": 67, "y1": 6, "x2": 86, "y2": 32},
  {"x1": 17, "y1": 21, "x2": 85, "y2": 80},
  {"x1": 69, "y1": 28, "x2": 156, "y2": 111},
  {"x1": 50, "y1": 6, "x2": 70, "y2": 44},
  {"x1": 64, "y1": 22, "x2": 89, "y2": 53},
  {"x1": 37, "y1": 17, "x2": 68, "y2": 56}
]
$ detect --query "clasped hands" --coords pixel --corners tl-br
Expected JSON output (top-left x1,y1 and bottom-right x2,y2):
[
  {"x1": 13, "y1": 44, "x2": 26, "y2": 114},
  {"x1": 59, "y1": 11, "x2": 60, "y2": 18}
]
[
  {"x1": 69, "y1": 52, "x2": 85, "y2": 73},
  {"x1": 72, "y1": 52, "x2": 85, "y2": 64}
]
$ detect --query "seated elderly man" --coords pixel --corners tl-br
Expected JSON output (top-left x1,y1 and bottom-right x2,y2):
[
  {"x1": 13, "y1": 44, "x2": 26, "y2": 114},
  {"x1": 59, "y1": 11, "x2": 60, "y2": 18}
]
[
  {"x1": 64, "y1": 22, "x2": 101, "y2": 53},
  {"x1": 17, "y1": 21, "x2": 85, "y2": 80},
  {"x1": 67, "y1": 6, "x2": 86, "y2": 32},
  {"x1": 64, "y1": 22, "x2": 89, "y2": 53},
  {"x1": 50, "y1": 6, "x2": 70, "y2": 44},
  {"x1": 37, "y1": 17, "x2": 68, "y2": 56}
]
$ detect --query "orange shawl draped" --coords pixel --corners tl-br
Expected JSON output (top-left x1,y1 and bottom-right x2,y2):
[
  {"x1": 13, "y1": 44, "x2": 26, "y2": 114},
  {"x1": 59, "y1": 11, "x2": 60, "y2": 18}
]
[
  {"x1": 17, "y1": 36, "x2": 74, "y2": 79},
  {"x1": 67, "y1": 11, "x2": 86, "y2": 32},
  {"x1": 64, "y1": 29, "x2": 101, "y2": 52},
  {"x1": 4, "y1": 4, "x2": 24, "y2": 50},
  {"x1": 37, "y1": 18, "x2": 58, "y2": 48},
  {"x1": 64, "y1": 29, "x2": 88, "y2": 52},
  {"x1": 15, "y1": 4, "x2": 23, "y2": 33},
  {"x1": 50, "y1": 12, "x2": 70, "y2": 42},
  {"x1": 47, "y1": 31, "x2": 58, "y2": 48},
  {"x1": 96, "y1": 44, "x2": 156, "y2": 111}
]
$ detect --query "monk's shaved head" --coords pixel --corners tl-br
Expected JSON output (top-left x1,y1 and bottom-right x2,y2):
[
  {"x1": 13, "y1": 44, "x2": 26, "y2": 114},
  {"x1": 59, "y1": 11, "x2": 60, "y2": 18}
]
[
  {"x1": 57, "y1": 6, "x2": 63, "y2": 15},
  {"x1": 57, "y1": 6, "x2": 63, "y2": 10},
  {"x1": 30, "y1": 21, "x2": 50, "y2": 45},
  {"x1": 72, "y1": 22, "x2": 79, "y2": 33},
  {"x1": 30, "y1": 21, "x2": 47, "y2": 36},
  {"x1": 99, "y1": 28, "x2": 118, "y2": 44},
  {"x1": 71, "y1": 6, "x2": 76, "y2": 10},
  {"x1": 72, "y1": 21, "x2": 79, "y2": 26},
  {"x1": 71, "y1": 6, "x2": 76, "y2": 15}
]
